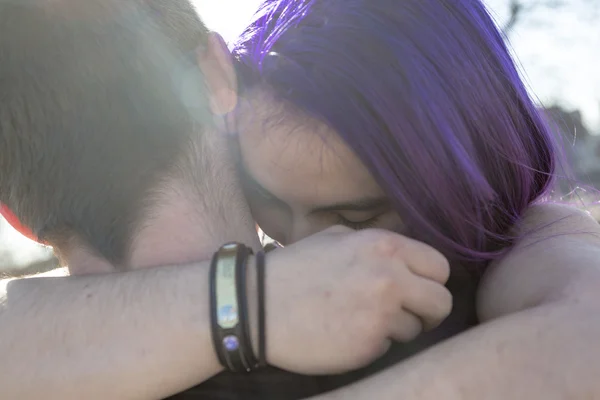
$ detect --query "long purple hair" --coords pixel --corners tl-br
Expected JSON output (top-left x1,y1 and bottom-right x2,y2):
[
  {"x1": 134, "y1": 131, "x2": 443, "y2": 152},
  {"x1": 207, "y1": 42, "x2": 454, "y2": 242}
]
[{"x1": 233, "y1": 0, "x2": 559, "y2": 272}]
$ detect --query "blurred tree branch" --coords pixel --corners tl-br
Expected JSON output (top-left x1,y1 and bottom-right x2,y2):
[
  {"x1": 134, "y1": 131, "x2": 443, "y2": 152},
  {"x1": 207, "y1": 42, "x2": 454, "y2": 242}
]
[
  {"x1": 502, "y1": 0, "x2": 566, "y2": 36},
  {"x1": 502, "y1": 0, "x2": 524, "y2": 35}
]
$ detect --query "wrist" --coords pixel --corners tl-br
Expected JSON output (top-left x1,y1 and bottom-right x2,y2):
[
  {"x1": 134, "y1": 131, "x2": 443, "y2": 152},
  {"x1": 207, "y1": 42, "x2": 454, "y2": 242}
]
[
  {"x1": 253, "y1": 248, "x2": 288, "y2": 368},
  {"x1": 191, "y1": 263, "x2": 225, "y2": 376}
]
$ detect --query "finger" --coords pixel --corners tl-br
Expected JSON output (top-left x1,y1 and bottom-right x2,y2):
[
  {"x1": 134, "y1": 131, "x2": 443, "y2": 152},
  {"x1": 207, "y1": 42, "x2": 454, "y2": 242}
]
[
  {"x1": 389, "y1": 310, "x2": 423, "y2": 343},
  {"x1": 358, "y1": 229, "x2": 450, "y2": 284},
  {"x1": 393, "y1": 235, "x2": 450, "y2": 285},
  {"x1": 402, "y1": 276, "x2": 453, "y2": 331}
]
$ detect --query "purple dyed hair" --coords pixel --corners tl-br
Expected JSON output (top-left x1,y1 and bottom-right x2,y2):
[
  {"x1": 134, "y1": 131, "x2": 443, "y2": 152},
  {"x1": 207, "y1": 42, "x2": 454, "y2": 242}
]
[{"x1": 233, "y1": 0, "x2": 559, "y2": 271}]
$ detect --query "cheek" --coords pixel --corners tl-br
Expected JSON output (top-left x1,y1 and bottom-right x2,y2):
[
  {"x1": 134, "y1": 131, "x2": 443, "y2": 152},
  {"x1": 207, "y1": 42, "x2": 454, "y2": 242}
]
[{"x1": 244, "y1": 192, "x2": 288, "y2": 244}]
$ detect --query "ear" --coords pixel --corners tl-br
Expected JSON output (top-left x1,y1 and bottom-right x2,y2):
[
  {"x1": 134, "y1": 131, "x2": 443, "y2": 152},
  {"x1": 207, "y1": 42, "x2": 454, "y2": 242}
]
[
  {"x1": 0, "y1": 204, "x2": 41, "y2": 243},
  {"x1": 197, "y1": 32, "x2": 238, "y2": 116}
]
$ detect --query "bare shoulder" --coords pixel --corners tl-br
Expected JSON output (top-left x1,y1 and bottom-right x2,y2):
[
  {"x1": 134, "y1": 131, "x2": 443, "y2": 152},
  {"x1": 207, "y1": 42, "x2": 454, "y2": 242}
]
[
  {"x1": 477, "y1": 203, "x2": 600, "y2": 321},
  {"x1": 517, "y1": 203, "x2": 600, "y2": 242}
]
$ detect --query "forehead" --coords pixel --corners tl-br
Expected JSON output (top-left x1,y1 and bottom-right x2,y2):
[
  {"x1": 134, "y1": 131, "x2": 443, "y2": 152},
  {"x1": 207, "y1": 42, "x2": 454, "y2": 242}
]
[{"x1": 237, "y1": 91, "x2": 382, "y2": 205}]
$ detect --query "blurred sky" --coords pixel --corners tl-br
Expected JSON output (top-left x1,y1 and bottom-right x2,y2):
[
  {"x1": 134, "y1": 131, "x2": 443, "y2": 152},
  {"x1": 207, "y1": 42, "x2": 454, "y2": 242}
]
[{"x1": 193, "y1": 0, "x2": 600, "y2": 133}]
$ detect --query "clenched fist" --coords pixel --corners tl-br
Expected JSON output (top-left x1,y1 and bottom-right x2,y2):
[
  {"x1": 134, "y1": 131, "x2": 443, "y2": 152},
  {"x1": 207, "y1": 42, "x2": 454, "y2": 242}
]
[{"x1": 262, "y1": 226, "x2": 452, "y2": 375}]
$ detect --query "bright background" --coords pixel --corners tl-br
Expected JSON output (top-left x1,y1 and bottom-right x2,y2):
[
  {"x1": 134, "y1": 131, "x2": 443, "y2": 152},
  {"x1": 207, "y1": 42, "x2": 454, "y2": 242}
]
[{"x1": 195, "y1": 0, "x2": 600, "y2": 133}]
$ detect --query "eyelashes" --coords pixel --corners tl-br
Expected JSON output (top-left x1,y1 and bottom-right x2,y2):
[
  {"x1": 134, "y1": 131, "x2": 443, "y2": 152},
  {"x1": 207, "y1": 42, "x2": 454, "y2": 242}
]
[
  {"x1": 336, "y1": 215, "x2": 381, "y2": 230},
  {"x1": 245, "y1": 180, "x2": 386, "y2": 232}
]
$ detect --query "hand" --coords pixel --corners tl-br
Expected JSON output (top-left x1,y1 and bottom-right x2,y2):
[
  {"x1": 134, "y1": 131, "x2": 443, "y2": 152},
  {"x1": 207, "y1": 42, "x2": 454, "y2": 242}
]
[{"x1": 264, "y1": 226, "x2": 452, "y2": 375}]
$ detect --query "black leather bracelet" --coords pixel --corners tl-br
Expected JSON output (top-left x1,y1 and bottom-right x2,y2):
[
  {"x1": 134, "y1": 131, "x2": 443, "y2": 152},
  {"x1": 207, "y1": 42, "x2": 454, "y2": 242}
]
[
  {"x1": 256, "y1": 249, "x2": 267, "y2": 367},
  {"x1": 236, "y1": 244, "x2": 258, "y2": 371},
  {"x1": 209, "y1": 242, "x2": 256, "y2": 373}
]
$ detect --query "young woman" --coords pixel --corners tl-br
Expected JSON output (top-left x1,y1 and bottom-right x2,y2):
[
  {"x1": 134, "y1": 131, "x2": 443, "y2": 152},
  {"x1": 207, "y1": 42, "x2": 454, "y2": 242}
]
[
  {"x1": 233, "y1": 0, "x2": 556, "y2": 269},
  {"x1": 205, "y1": 0, "x2": 600, "y2": 398}
]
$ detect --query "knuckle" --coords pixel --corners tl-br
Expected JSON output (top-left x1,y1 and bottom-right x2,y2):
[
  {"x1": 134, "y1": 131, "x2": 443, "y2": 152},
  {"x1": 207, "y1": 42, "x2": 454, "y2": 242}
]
[
  {"x1": 363, "y1": 314, "x2": 394, "y2": 354},
  {"x1": 364, "y1": 313, "x2": 389, "y2": 342},
  {"x1": 395, "y1": 321, "x2": 422, "y2": 342},
  {"x1": 355, "y1": 330, "x2": 390, "y2": 363},
  {"x1": 438, "y1": 260, "x2": 451, "y2": 284},
  {"x1": 360, "y1": 229, "x2": 405, "y2": 260},
  {"x1": 351, "y1": 303, "x2": 388, "y2": 345},
  {"x1": 365, "y1": 276, "x2": 402, "y2": 323},
  {"x1": 368, "y1": 271, "x2": 401, "y2": 303},
  {"x1": 427, "y1": 287, "x2": 454, "y2": 329},
  {"x1": 438, "y1": 287, "x2": 454, "y2": 317},
  {"x1": 427, "y1": 248, "x2": 451, "y2": 283}
]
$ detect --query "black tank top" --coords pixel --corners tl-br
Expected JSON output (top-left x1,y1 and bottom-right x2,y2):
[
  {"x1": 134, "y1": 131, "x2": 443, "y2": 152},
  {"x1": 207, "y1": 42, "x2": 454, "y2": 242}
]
[{"x1": 167, "y1": 266, "x2": 478, "y2": 400}]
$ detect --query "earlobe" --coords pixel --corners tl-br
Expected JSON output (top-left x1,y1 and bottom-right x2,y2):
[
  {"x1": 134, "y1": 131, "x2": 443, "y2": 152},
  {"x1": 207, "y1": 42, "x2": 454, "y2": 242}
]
[
  {"x1": 198, "y1": 32, "x2": 238, "y2": 116},
  {"x1": 210, "y1": 87, "x2": 237, "y2": 116}
]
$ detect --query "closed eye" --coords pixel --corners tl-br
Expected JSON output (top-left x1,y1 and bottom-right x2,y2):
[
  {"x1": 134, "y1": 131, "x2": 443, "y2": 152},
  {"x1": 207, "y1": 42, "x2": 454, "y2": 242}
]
[{"x1": 336, "y1": 214, "x2": 382, "y2": 230}]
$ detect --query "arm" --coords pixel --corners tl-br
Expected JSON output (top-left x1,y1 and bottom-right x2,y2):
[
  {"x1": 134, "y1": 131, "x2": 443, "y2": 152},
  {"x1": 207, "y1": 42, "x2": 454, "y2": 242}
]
[
  {"x1": 0, "y1": 226, "x2": 455, "y2": 400},
  {"x1": 0, "y1": 262, "x2": 224, "y2": 400},
  {"x1": 310, "y1": 204, "x2": 600, "y2": 399}
]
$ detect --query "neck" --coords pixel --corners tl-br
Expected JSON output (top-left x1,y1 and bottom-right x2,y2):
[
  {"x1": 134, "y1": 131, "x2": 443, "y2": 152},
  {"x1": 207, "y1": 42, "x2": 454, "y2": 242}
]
[
  {"x1": 66, "y1": 178, "x2": 260, "y2": 275},
  {"x1": 128, "y1": 192, "x2": 228, "y2": 269},
  {"x1": 63, "y1": 244, "x2": 115, "y2": 275},
  {"x1": 129, "y1": 178, "x2": 260, "y2": 269}
]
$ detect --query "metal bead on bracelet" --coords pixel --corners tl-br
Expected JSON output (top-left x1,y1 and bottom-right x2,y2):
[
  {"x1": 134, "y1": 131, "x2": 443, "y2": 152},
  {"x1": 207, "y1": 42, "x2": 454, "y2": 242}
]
[{"x1": 209, "y1": 242, "x2": 266, "y2": 372}]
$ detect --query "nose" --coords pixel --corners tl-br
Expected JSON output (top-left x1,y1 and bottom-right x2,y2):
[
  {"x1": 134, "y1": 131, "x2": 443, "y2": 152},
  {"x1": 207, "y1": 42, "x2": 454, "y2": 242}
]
[{"x1": 264, "y1": 210, "x2": 326, "y2": 246}]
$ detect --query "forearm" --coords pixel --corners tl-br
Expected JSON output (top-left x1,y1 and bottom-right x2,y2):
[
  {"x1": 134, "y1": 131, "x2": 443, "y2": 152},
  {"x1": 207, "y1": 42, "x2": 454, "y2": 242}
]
[
  {"x1": 312, "y1": 299, "x2": 600, "y2": 400},
  {"x1": 0, "y1": 263, "x2": 222, "y2": 400}
]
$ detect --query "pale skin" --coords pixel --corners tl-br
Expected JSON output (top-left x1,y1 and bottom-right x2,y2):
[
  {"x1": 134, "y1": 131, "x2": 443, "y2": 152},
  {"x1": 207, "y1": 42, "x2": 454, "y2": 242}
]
[
  {"x1": 307, "y1": 205, "x2": 600, "y2": 400},
  {"x1": 0, "y1": 33, "x2": 452, "y2": 399},
  {"x1": 235, "y1": 65, "x2": 600, "y2": 400},
  {"x1": 1, "y1": 31, "x2": 599, "y2": 400}
]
